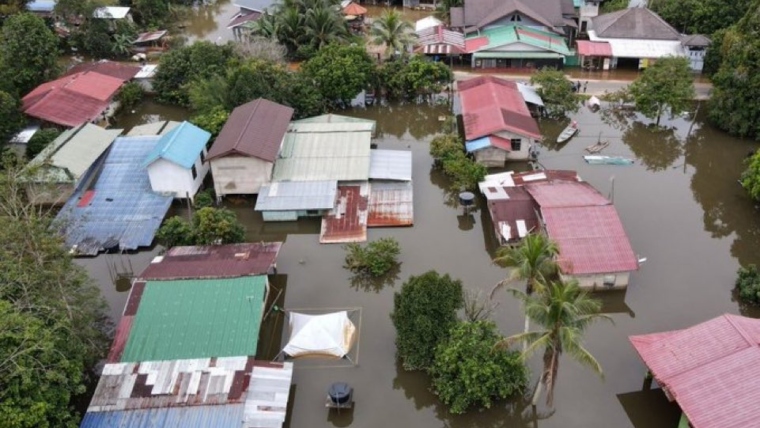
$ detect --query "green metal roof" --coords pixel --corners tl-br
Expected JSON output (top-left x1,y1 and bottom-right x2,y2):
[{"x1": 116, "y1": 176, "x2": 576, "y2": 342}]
[
  {"x1": 468, "y1": 25, "x2": 571, "y2": 56},
  {"x1": 473, "y1": 51, "x2": 566, "y2": 59},
  {"x1": 120, "y1": 277, "x2": 267, "y2": 362}
]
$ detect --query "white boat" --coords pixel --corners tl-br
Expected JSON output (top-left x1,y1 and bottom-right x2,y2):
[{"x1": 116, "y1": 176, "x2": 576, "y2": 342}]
[
  {"x1": 583, "y1": 155, "x2": 634, "y2": 165},
  {"x1": 556, "y1": 122, "x2": 579, "y2": 143}
]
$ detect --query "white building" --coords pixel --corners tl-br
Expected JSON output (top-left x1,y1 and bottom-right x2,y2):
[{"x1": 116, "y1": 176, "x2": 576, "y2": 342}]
[{"x1": 143, "y1": 121, "x2": 211, "y2": 201}]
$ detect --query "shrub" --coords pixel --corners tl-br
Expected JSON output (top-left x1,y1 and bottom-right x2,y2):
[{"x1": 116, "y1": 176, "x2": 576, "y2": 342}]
[
  {"x1": 344, "y1": 237, "x2": 400, "y2": 277},
  {"x1": 391, "y1": 270, "x2": 464, "y2": 371},
  {"x1": 190, "y1": 106, "x2": 229, "y2": 141},
  {"x1": 736, "y1": 265, "x2": 760, "y2": 304},
  {"x1": 429, "y1": 133, "x2": 462, "y2": 162},
  {"x1": 117, "y1": 82, "x2": 145, "y2": 111},
  {"x1": 429, "y1": 321, "x2": 528, "y2": 414},
  {"x1": 193, "y1": 189, "x2": 215, "y2": 209},
  {"x1": 156, "y1": 207, "x2": 245, "y2": 248},
  {"x1": 429, "y1": 133, "x2": 486, "y2": 189},
  {"x1": 25, "y1": 128, "x2": 60, "y2": 159},
  {"x1": 155, "y1": 216, "x2": 195, "y2": 248}
]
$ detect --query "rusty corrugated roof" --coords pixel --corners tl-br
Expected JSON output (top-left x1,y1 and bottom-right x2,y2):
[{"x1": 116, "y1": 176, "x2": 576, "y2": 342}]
[
  {"x1": 64, "y1": 61, "x2": 141, "y2": 81},
  {"x1": 139, "y1": 242, "x2": 282, "y2": 280},
  {"x1": 487, "y1": 187, "x2": 540, "y2": 242},
  {"x1": 368, "y1": 181, "x2": 413, "y2": 227},
  {"x1": 629, "y1": 314, "x2": 760, "y2": 428},
  {"x1": 320, "y1": 184, "x2": 368, "y2": 243}
]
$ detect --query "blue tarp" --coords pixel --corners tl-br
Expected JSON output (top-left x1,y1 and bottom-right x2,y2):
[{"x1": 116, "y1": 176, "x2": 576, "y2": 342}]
[
  {"x1": 55, "y1": 136, "x2": 173, "y2": 256},
  {"x1": 465, "y1": 137, "x2": 492, "y2": 153}
]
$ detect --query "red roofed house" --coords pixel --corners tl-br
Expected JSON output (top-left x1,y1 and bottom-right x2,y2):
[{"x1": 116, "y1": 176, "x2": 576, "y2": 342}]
[
  {"x1": 630, "y1": 314, "x2": 760, "y2": 428},
  {"x1": 22, "y1": 71, "x2": 130, "y2": 128},
  {"x1": 458, "y1": 76, "x2": 542, "y2": 165},
  {"x1": 207, "y1": 98, "x2": 294, "y2": 198}
]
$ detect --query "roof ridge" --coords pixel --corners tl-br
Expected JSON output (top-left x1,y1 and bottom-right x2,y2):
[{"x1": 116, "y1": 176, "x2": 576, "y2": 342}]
[
  {"x1": 159, "y1": 121, "x2": 185, "y2": 156},
  {"x1": 724, "y1": 313, "x2": 759, "y2": 347}
]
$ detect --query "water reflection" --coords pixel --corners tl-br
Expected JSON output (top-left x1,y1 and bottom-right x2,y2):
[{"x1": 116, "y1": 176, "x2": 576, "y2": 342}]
[
  {"x1": 616, "y1": 389, "x2": 681, "y2": 428},
  {"x1": 349, "y1": 264, "x2": 400, "y2": 293},
  {"x1": 113, "y1": 100, "x2": 191, "y2": 132},
  {"x1": 622, "y1": 121, "x2": 683, "y2": 172},
  {"x1": 182, "y1": 0, "x2": 237, "y2": 43},
  {"x1": 348, "y1": 102, "x2": 451, "y2": 140}
]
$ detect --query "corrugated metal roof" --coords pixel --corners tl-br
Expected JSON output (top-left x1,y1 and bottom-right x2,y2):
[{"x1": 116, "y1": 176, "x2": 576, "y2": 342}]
[
  {"x1": 255, "y1": 181, "x2": 337, "y2": 211},
  {"x1": 293, "y1": 113, "x2": 376, "y2": 127},
  {"x1": 320, "y1": 184, "x2": 369, "y2": 243},
  {"x1": 466, "y1": 136, "x2": 494, "y2": 152},
  {"x1": 525, "y1": 181, "x2": 609, "y2": 207},
  {"x1": 457, "y1": 76, "x2": 542, "y2": 141},
  {"x1": 592, "y1": 7, "x2": 680, "y2": 40},
  {"x1": 369, "y1": 150, "x2": 412, "y2": 181},
  {"x1": 629, "y1": 314, "x2": 760, "y2": 428},
  {"x1": 64, "y1": 61, "x2": 141, "y2": 81},
  {"x1": 227, "y1": 10, "x2": 262, "y2": 28},
  {"x1": 207, "y1": 99, "x2": 293, "y2": 163},
  {"x1": 120, "y1": 277, "x2": 267, "y2": 362},
  {"x1": 543, "y1": 205, "x2": 638, "y2": 274},
  {"x1": 234, "y1": 0, "x2": 276, "y2": 12},
  {"x1": 140, "y1": 243, "x2": 283, "y2": 280},
  {"x1": 54, "y1": 136, "x2": 173, "y2": 255},
  {"x1": 143, "y1": 121, "x2": 211, "y2": 169},
  {"x1": 134, "y1": 31, "x2": 168, "y2": 44},
  {"x1": 81, "y1": 360, "x2": 293, "y2": 428},
  {"x1": 515, "y1": 83, "x2": 544, "y2": 107},
  {"x1": 271, "y1": 126, "x2": 372, "y2": 182},
  {"x1": 512, "y1": 169, "x2": 579, "y2": 186},
  {"x1": 127, "y1": 121, "x2": 180, "y2": 136},
  {"x1": 9, "y1": 124, "x2": 40, "y2": 144},
  {"x1": 576, "y1": 40, "x2": 613, "y2": 57},
  {"x1": 93, "y1": 6, "x2": 131, "y2": 18},
  {"x1": 24, "y1": 123, "x2": 122, "y2": 183},
  {"x1": 135, "y1": 64, "x2": 158, "y2": 79},
  {"x1": 487, "y1": 184, "x2": 540, "y2": 242},
  {"x1": 368, "y1": 181, "x2": 413, "y2": 227}
]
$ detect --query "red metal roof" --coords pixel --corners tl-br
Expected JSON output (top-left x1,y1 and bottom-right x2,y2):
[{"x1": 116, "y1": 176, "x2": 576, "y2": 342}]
[
  {"x1": 367, "y1": 181, "x2": 413, "y2": 227},
  {"x1": 542, "y1": 205, "x2": 638, "y2": 274},
  {"x1": 64, "y1": 61, "x2": 141, "y2": 81},
  {"x1": 207, "y1": 98, "x2": 294, "y2": 163},
  {"x1": 133, "y1": 30, "x2": 168, "y2": 43},
  {"x1": 630, "y1": 314, "x2": 760, "y2": 428},
  {"x1": 457, "y1": 76, "x2": 541, "y2": 141},
  {"x1": 342, "y1": 2, "x2": 367, "y2": 15},
  {"x1": 139, "y1": 242, "x2": 282, "y2": 280},
  {"x1": 512, "y1": 169, "x2": 579, "y2": 186},
  {"x1": 576, "y1": 40, "x2": 612, "y2": 57},
  {"x1": 487, "y1": 187, "x2": 541, "y2": 242},
  {"x1": 525, "y1": 181, "x2": 610, "y2": 208},
  {"x1": 320, "y1": 184, "x2": 368, "y2": 243},
  {"x1": 22, "y1": 71, "x2": 126, "y2": 127}
]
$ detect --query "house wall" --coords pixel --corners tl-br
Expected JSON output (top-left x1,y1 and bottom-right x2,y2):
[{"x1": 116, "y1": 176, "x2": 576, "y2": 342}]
[
  {"x1": 579, "y1": 1, "x2": 600, "y2": 30},
  {"x1": 210, "y1": 156, "x2": 273, "y2": 197},
  {"x1": 562, "y1": 271, "x2": 631, "y2": 291},
  {"x1": 687, "y1": 47, "x2": 705, "y2": 72},
  {"x1": 474, "y1": 147, "x2": 509, "y2": 167},
  {"x1": 147, "y1": 148, "x2": 209, "y2": 200},
  {"x1": 261, "y1": 209, "x2": 328, "y2": 222},
  {"x1": 495, "y1": 130, "x2": 534, "y2": 160}
]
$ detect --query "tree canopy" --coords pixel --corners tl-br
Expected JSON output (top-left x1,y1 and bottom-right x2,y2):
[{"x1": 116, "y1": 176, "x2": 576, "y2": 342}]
[
  {"x1": 741, "y1": 150, "x2": 760, "y2": 200},
  {"x1": 708, "y1": 0, "x2": 760, "y2": 140},
  {"x1": 156, "y1": 207, "x2": 246, "y2": 247},
  {"x1": 429, "y1": 321, "x2": 528, "y2": 414},
  {"x1": 370, "y1": 9, "x2": 417, "y2": 56},
  {"x1": 492, "y1": 233, "x2": 559, "y2": 295},
  {"x1": 0, "y1": 91, "x2": 25, "y2": 150},
  {"x1": 379, "y1": 56, "x2": 452, "y2": 100},
  {"x1": 0, "y1": 13, "x2": 60, "y2": 95},
  {"x1": 301, "y1": 44, "x2": 376, "y2": 107},
  {"x1": 628, "y1": 56, "x2": 694, "y2": 126},
  {"x1": 650, "y1": 0, "x2": 751, "y2": 35},
  {"x1": 391, "y1": 270, "x2": 464, "y2": 371},
  {"x1": 530, "y1": 68, "x2": 580, "y2": 119}
]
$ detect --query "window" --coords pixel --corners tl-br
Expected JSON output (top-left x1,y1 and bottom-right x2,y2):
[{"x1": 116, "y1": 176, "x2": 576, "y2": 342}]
[
  {"x1": 191, "y1": 164, "x2": 198, "y2": 180},
  {"x1": 510, "y1": 139, "x2": 522, "y2": 151},
  {"x1": 200, "y1": 150, "x2": 205, "y2": 163},
  {"x1": 603, "y1": 275, "x2": 616, "y2": 287},
  {"x1": 510, "y1": 13, "x2": 522, "y2": 22}
]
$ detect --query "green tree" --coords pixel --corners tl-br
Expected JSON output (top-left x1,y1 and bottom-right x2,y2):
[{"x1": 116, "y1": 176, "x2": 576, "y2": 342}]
[
  {"x1": 741, "y1": 151, "x2": 760, "y2": 200},
  {"x1": 132, "y1": 0, "x2": 171, "y2": 28},
  {"x1": 0, "y1": 13, "x2": 60, "y2": 95},
  {"x1": 0, "y1": 0, "x2": 31, "y2": 16},
  {"x1": 190, "y1": 106, "x2": 229, "y2": 139},
  {"x1": 503, "y1": 280, "x2": 612, "y2": 406},
  {"x1": 156, "y1": 216, "x2": 196, "y2": 248},
  {"x1": 391, "y1": 270, "x2": 464, "y2": 371},
  {"x1": 192, "y1": 207, "x2": 246, "y2": 245},
  {"x1": 301, "y1": 44, "x2": 375, "y2": 106},
  {"x1": 429, "y1": 321, "x2": 529, "y2": 414},
  {"x1": 708, "y1": 1, "x2": 760, "y2": 139},
  {"x1": 344, "y1": 237, "x2": 401, "y2": 277},
  {"x1": 530, "y1": 68, "x2": 580, "y2": 119},
  {"x1": 492, "y1": 233, "x2": 559, "y2": 296},
  {"x1": 735, "y1": 264, "x2": 760, "y2": 304},
  {"x1": 370, "y1": 9, "x2": 416, "y2": 56},
  {"x1": 702, "y1": 28, "x2": 726, "y2": 77},
  {"x1": 153, "y1": 41, "x2": 238, "y2": 105},
  {"x1": 434, "y1": 0, "x2": 462, "y2": 21},
  {"x1": 628, "y1": 56, "x2": 694, "y2": 126},
  {"x1": 0, "y1": 91, "x2": 25, "y2": 148},
  {"x1": 303, "y1": 6, "x2": 349, "y2": 50},
  {"x1": 25, "y1": 129, "x2": 61, "y2": 160},
  {"x1": 600, "y1": 0, "x2": 627, "y2": 13},
  {"x1": 116, "y1": 82, "x2": 145, "y2": 111},
  {"x1": 429, "y1": 133, "x2": 485, "y2": 189},
  {"x1": 650, "y1": 0, "x2": 751, "y2": 35},
  {"x1": 379, "y1": 55, "x2": 452, "y2": 100},
  {"x1": 0, "y1": 167, "x2": 110, "y2": 427}
]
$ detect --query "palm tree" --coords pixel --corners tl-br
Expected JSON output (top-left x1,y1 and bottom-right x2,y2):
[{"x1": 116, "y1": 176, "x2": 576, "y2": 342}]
[
  {"x1": 502, "y1": 280, "x2": 612, "y2": 407},
  {"x1": 492, "y1": 233, "x2": 559, "y2": 296},
  {"x1": 304, "y1": 5, "x2": 349, "y2": 50},
  {"x1": 370, "y1": 9, "x2": 417, "y2": 56}
]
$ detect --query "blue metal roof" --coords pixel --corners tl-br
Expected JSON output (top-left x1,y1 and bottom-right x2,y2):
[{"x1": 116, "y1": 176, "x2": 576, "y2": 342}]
[
  {"x1": 80, "y1": 405, "x2": 245, "y2": 428},
  {"x1": 465, "y1": 137, "x2": 492, "y2": 153},
  {"x1": 143, "y1": 121, "x2": 210, "y2": 169},
  {"x1": 27, "y1": 0, "x2": 55, "y2": 12},
  {"x1": 55, "y1": 136, "x2": 173, "y2": 256}
]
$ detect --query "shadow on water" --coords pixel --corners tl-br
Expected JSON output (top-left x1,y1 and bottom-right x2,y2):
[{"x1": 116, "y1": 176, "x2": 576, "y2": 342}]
[
  {"x1": 348, "y1": 101, "x2": 452, "y2": 141},
  {"x1": 616, "y1": 388, "x2": 681, "y2": 428},
  {"x1": 349, "y1": 264, "x2": 401, "y2": 293},
  {"x1": 622, "y1": 121, "x2": 683, "y2": 172},
  {"x1": 112, "y1": 99, "x2": 191, "y2": 133}
]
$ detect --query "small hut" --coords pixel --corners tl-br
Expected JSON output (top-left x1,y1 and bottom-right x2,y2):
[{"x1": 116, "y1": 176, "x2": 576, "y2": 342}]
[{"x1": 342, "y1": 2, "x2": 367, "y2": 33}]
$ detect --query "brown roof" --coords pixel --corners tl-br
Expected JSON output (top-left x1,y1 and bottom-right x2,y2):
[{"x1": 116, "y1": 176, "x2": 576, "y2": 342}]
[
  {"x1": 64, "y1": 60, "x2": 141, "y2": 81},
  {"x1": 454, "y1": 0, "x2": 563, "y2": 31},
  {"x1": 487, "y1": 187, "x2": 540, "y2": 242},
  {"x1": 139, "y1": 242, "x2": 283, "y2": 280},
  {"x1": 591, "y1": 8, "x2": 680, "y2": 40},
  {"x1": 207, "y1": 98, "x2": 294, "y2": 162},
  {"x1": 681, "y1": 34, "x2": 711, "y2": 47}
]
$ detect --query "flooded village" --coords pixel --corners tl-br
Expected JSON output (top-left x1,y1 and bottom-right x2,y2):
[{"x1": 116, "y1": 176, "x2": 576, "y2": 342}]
[{"x1": 3, "y1": 0, "x2": 760, "y2": 428}]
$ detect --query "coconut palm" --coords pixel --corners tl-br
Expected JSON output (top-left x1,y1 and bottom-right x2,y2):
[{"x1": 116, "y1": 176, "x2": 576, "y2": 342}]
[
  {"x1": 370, "y1": 9, "x2": 417, "y2": 56},
  {"x1": 304, "y1": 5, "x2": 349, "y2": 50},
  {"x1": 502, "y1": 280, "x2": 612, "y2": 407},
  {"x1": 492, "y1": 233, "x2": 559, "y2": 296}
]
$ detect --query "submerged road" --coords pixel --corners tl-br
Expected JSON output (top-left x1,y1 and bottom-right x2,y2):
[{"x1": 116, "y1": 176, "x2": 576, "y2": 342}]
[{"x1": 454, "y1": 70, "x2": 713, "y2": 100}]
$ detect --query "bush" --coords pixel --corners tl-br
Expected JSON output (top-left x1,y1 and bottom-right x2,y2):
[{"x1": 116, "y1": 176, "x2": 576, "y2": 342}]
[
  {"x1": 429, "y1": 321, "x2": 529, "y2": 414},
  {"x1": 25, "y1": 128, "x2": 61, "y2": 159},
  {"x1": 530, "y1": 67, "x2": 580, "y2": 119},
  {"x1": 391, "y1": 270, "x2": 464, "y2": 371},
  {"x1": 301, "y1": 44, "x2": 376, "y2": 107},
  {"x1": 156, "y1": 216, "x2": 195, "y2": 248},
  {"x1": 736, "y1": 265, "x2": 760, "y2": 304},
  {"x1": 379, "y1": 55, "x2": 452, "y2": 100},
  {"x1": 156, "y1": 207, "x2": 245, "y2": 248},
  {"x1": 741, "y1": 151, "x2": 760, "y2": 201},
  {"x1": 429, "y1": 133, "x2": 486, "y2": 189},
  {"x1": 344, "y1": 237, "x2": 400, "y2": 277},
  {"x1": 190, "y1": 106, "x2": 229, "y2": 140},
  {"x1": 117, "y1": 82, "x2": 145, "y2": 111},
  {"x1": 193, "y1": 189, "x2": 215, "y2": 209},
  {"x1": 430, "y1": 133, "x2": 462, "y2": 162}
]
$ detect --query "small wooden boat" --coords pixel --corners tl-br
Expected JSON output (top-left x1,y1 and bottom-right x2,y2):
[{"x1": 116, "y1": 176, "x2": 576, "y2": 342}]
[
  {"x1": 585, "y1": 141, "x2": 610, "y2": 153},
  {"x1": 583, "y1": 155, "x2": 634, "y2": 165},
  {"x1": 556, "y1": 122, "x2": 579, "y2": 143}
]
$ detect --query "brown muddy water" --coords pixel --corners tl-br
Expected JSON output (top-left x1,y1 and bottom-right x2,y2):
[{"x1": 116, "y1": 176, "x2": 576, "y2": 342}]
[{"x1": 79, "y1": 99, "x2": 760, "y2": 428}]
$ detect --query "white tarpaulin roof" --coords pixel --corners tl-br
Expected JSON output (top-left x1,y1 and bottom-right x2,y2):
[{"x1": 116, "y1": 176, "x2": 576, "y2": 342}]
[
  {"x1": 415, "y1": 16, "x2": 442, "y2": 32},
  {"x1": 282, "y1": 312, "x2": 356, "y2": 358},
  {"x1": 588, "y1": 31, "x2": 685, "y2": 58}
]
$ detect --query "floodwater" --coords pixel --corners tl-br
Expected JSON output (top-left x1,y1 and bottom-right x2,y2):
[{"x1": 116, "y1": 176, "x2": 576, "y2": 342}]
[{"x1": 82, "y1": 97, "x2": 760, "y2": 428}]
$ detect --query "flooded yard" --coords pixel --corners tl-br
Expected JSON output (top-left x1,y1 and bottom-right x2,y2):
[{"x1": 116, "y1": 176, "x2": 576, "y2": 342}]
[{"x1": 82, "y1": 99, "x2": 760, "y2": 427}]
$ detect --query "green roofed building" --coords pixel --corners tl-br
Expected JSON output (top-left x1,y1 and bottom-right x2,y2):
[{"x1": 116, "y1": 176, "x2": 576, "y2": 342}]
[
  {"x1": 119, "y1": 276, "x2": 267, "y2": 362},
  {"x1": 466, "y1": 25, "x2": 572, "y2": 69}
]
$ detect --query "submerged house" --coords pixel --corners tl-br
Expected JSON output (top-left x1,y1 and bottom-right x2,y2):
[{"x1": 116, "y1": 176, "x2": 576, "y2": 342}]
[
  {"x1": 208, "y1": 98, "x2": 294, "y2": 198},
  {"x1": 458, "y1": 76, "x2": 542, "y2": 165},
  {"x1": 143, "y1": 121, "x2": 211, "y2": 201},
  {"x1": 465, "y1": 25, "x2": 572, "y2": 69},
  {"x1": 228, "y1": 0, "x2": 275, "y2": 37},
  {"x1": 22, "y1": 123, "x2": 122, "y2": 205},
  {"x1": 629, "y1": 314, "x2": 760, "y2": 428}
]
